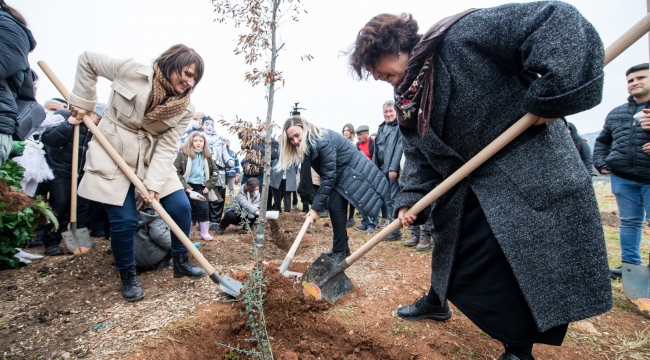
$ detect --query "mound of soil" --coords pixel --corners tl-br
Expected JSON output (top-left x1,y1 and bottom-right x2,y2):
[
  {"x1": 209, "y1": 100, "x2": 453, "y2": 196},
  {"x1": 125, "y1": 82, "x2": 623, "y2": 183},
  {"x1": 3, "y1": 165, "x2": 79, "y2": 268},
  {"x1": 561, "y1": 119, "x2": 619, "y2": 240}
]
[{"x1": 135, "y1": 263, "x2": 396, "y2": 360}]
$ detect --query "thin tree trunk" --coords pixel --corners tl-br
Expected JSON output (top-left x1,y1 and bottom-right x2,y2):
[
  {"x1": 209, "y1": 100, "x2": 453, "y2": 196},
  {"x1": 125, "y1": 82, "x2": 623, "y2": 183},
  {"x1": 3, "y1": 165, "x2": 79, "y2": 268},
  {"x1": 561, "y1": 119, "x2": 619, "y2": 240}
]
[{"x1": 255, "y1": 0, "x2": 280, "y2": 247}]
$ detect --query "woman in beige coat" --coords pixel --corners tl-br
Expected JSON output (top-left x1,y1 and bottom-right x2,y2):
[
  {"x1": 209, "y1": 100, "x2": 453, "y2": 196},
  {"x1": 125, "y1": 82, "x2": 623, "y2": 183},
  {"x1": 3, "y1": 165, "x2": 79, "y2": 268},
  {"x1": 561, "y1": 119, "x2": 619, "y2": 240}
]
[{"x1": 68, "y1": 44, "x2": 207, "y2": 302}]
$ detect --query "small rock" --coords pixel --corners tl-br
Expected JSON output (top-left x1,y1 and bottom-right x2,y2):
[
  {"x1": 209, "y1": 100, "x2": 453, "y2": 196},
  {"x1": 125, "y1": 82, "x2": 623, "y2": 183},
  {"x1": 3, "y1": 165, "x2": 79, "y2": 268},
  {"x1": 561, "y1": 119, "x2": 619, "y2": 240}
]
[
  {"x1": 60, "y1": 352, "x2": 71, "y2": 359},
  {"x1": 349, "y1": 330, "x2": 354, "y2": 335},
  {"x1": 573, "y1": 321, "x2": 601, "y2": 336}
]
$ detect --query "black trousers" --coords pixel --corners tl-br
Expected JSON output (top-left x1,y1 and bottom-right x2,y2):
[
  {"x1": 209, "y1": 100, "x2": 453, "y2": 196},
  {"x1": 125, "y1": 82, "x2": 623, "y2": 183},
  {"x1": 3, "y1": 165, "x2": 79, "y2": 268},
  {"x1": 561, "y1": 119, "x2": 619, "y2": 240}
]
[
  {"x1": 347, "y1": 203, "x2": 355, "y2": 220},
  {"x1": 44, "y1": 174, "x2": 90, "y2": 246},
  {"x1": 328, "y1": 190, "x2": 349, "y2": 253},
  {"x1": 208, "y1": 186, "x2": 226, "y2": 225},
  {"x1": 221, "y1": 209, "x2": 257, "y2": 230},
  {"x1": 189, "y1": 183, "x2": 210, "y2": 222},
  {"x1": 441, "y1": 192, "x2": 568, "y2": 346},
  {"x1": 272, "y1": 179, "x2": 290, "y2": 212}
]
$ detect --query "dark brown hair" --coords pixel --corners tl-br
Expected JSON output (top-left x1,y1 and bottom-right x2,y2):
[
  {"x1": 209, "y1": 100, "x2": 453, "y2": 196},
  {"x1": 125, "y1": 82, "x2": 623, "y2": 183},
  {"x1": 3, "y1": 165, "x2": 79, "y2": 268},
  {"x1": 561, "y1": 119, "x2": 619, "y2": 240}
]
[
  {"x1": 155, "y1": 44, "x2": 204, "y2": 88},
  {"x1": 626, "y1": 63, "x2": 649, "y2": 77},
  {"x1": 1, "y1": 1, "x2": 27, "y2": 26},
  {"x1": 348, "y1": 13, "x2": 421, "y2": 80},
  {"x1": 243, "y1": 177, "x2": 260, "y2": 197}
]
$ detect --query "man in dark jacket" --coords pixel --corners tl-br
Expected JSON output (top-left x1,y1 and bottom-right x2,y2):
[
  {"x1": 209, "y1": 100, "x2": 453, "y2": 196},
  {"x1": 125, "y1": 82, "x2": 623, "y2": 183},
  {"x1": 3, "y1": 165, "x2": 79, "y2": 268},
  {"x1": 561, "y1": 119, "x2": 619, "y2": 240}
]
[
  {"x1": 40, "y1": 104, "x2": 105, "y2": 255},
  {"x1": 594, "y1": 63, "x2": 650, "y2": 278},
  {"x1": 0, "y1": 5, "x2": 36, "y2": 166},
  {"x1": 373, "y1": 100, "x2": 403, "y2": 240}
]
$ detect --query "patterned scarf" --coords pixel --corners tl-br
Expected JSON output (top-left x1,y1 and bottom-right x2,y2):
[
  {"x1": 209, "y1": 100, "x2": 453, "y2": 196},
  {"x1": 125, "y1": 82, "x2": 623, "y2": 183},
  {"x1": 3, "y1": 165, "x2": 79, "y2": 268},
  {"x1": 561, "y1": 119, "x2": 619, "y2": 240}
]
[
  {"x1": 144, "y1": 64, "x2": 191, "y2": 122},
  {"x1": 394, "y1": 8, "x2": 479, "y2": 137}
]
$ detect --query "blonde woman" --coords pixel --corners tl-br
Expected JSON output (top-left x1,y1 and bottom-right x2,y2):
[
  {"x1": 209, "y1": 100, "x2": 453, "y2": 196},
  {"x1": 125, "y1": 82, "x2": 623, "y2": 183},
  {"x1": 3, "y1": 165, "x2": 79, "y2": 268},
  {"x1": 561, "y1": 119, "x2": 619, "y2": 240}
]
[
  {"x1": 68, "y1": 45, "x2": 207, "y2": 301},
  {"x1": 174, "y1": 131, "x2": 221, "y2": 241},
  {"x1": 278, "y1": 116, "x2": 389, "y2": 263}
]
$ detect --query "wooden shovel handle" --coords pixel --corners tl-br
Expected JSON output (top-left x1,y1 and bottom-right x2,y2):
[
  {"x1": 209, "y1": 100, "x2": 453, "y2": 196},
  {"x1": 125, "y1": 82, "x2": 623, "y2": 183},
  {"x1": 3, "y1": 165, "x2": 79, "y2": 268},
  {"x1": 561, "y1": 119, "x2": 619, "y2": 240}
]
[
  {"x1": 345, "y1": 13, "x2": 650, "y2": 267},
  {"x1": 70, "y1": 124, "x2": 80, "y2": 224},
  {"x1": 37, "y1": 61, "x2": 217, "y2": 276}
]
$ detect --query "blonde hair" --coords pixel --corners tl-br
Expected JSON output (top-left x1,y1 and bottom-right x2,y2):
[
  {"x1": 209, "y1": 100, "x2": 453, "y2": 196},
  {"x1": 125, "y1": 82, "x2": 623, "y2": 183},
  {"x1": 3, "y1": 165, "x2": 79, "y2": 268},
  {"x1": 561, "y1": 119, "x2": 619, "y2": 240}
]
[
  {"x1": 181, "y1": 131, "x2": 212, "y2": 159},
  {"x1": 342, "y1": 123, "x2": 355, "y2": 142},
  {"x1": 277, "y1": 116, "x2": 324, "y2": 170}
]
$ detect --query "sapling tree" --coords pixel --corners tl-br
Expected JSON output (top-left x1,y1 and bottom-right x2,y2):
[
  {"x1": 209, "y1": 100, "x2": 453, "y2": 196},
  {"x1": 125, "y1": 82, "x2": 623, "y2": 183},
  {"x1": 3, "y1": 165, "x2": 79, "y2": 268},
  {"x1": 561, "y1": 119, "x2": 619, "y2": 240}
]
[{"x1": 211, "y1": 0, "x2": 312, "y2": 246}]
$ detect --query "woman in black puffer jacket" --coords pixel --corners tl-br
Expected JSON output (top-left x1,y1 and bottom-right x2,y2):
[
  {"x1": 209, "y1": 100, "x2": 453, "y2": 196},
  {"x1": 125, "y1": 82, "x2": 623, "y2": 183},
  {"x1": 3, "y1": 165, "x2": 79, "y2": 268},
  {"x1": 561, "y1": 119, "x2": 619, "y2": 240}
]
[
  {"x1": 277, "y1": 116, "x2": 390, "y2": 263},
  {"x1": 0, "y1": 1, "x2": 36, "y2": 165}
]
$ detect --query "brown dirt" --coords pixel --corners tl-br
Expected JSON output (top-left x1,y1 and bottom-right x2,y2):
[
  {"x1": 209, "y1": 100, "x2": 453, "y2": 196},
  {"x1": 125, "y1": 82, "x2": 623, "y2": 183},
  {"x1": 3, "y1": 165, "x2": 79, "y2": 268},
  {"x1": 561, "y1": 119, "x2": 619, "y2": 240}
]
[
  {"x1": 600, "y1": 211, "x2": 620, "y2": 228},
  {"x1": 1, "y1": 211, "x2": 649, "y2": 359}
]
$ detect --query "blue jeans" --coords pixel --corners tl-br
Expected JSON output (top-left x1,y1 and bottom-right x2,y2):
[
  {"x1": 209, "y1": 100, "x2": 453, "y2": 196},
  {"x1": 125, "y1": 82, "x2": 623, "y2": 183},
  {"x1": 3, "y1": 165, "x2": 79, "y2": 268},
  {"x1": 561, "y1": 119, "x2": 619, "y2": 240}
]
[
  {"x1": 105, "y1": 185, "x2": 191, "y2": 270},
  {"x1": 611, "y1": 174, "x2": 650, "y2": 265}
]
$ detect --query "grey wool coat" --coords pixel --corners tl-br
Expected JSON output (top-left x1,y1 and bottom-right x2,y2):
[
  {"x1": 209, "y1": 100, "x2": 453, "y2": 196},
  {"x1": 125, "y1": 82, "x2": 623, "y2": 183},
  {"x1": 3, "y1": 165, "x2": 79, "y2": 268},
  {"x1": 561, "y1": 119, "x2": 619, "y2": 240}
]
[
  {"x1": 395, "y1": 1, "x2": 611, "y2": 332},
  {"x1": 309, "y1": 130, "x2": 390, "y2": 219}
]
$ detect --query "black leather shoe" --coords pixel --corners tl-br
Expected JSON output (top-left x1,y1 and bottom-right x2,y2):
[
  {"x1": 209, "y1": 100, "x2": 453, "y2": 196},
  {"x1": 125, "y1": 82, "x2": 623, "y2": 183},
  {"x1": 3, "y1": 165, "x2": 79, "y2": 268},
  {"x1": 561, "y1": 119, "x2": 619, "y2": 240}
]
[
  {"x1": 397, "y1": 296, "x2": 452, "y2": 321},
  {"x1": 215, "y1": 226, "x2": 225, "y2": 235},
  {"x1": 44, "y1": 245, "x2": 63, "y2": 256},
  {"x1": 384, "y1": 231, "x2": 402, "y2": 241},
  {"x1": 610, "y1": 267, "x2": 622, "y2": 279},
  {"x1": 498, "y1": 351, "x2": 524, "y2": 360},
  {"x1": 323, "y1": 249, "x2": 351, "y2": 257},
  {"x1": 326, "y1": 251, "x2": 347, "y2": 264},
  {"x1": 119, "y1": 267, "x2": 145, "y2": 302},
  {"x1": 173, "y1": 253, "x2": 207, "y2": 279}
]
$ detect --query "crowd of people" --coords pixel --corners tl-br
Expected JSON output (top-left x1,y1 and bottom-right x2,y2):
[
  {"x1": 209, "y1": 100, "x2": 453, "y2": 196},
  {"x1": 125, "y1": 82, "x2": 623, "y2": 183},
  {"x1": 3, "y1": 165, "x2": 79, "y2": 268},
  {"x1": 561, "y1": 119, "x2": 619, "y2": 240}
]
[{"x1": 2, "y1": 1, "x2": 650, "y2": 359}]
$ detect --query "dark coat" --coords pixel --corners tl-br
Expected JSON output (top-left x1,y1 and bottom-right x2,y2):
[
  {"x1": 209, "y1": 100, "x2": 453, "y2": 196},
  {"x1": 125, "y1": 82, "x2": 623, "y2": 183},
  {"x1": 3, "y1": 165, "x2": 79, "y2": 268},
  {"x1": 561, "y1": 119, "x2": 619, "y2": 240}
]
[
  {"x1": 373, "y1": 120, "x2": 402, "y2": 174},
  {"x1": 395, "y1": 1, "x2": 611, "y2": 332},
  {"x1": 0, "y1": 10, "x2": 36, "y2": 136},
  {"x1": 593, "y1": 96, "x2": 650, "y2": 182},
  {"x1": 356, "y1": 138, "x2": 374, "y2": 160},
  {"x1": 309, "y1": 130, "x2": 389, "y2": 218},
  {"x1": 41, "y1": 109, "x2": 93, "y2": 177},
  {"x1": 567, "y1": 122, "x2": 594, "y2": 174}
]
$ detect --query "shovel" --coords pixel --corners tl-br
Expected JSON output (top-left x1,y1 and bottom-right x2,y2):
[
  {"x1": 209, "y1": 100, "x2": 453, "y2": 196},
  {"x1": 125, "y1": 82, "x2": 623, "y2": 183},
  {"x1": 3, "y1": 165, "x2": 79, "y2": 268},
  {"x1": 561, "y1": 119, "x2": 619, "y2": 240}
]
[
  {"x1": 61, "y1": 123, "x2": 92, "y2": 253},
  {"x1": 278, "y1": 217, "x2": 311, "y2": 278},
  {"x1": 623, "y1": 254, "x2": 650, "y2": 301},
  {"x1": 301, "y1": 16, "x2": 650, "y2": 304},
  {"x1": 38, "y1": 61, "x2": 242, "y2": 298}
]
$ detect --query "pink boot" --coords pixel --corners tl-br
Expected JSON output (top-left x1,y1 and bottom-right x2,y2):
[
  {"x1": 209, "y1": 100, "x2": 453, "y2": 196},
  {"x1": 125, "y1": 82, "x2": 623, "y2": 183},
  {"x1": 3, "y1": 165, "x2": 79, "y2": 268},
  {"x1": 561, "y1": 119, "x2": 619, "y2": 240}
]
[{"x1": 199, "y1": 222, "x2": 213, "y2": 241}]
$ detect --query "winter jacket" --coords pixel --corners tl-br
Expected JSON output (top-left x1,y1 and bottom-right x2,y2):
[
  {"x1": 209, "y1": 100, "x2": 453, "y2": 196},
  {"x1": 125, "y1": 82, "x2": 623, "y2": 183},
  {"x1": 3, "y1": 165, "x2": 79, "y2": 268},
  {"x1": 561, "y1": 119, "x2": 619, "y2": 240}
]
[
  {"x1": 593, "y1": 96, "x2": 650, "y2": 182},
  {"x1": 69, "y1": 52, "x2": 194, "y2": 206},
  {"x1": 41, "y1": 109, "x2": 93, "y2": 176},
  {"x1": 226, "y1": 186, "x2": 260, "y2": 219},
  {"x1": 356, "y1": 138, "x2": 374, "y2": 160},
  {"x1": 373, "y1": 120, "x2": 402, "y2": 174},
  {"x1": 0, "y1": 10, "x2": 37, "y2": 136},
  {"x1": 270, "y1": 165, "x2": 297, "y2": 192},
  {"x1": 394, "y1": 2, "x2": 610, "y2": 332},
  {"x1": 309, "y1": 130, "x2": 389, "y2": 218},
  {"x1": 173, "y1": 151, "x2": 220, "y2": 190}
]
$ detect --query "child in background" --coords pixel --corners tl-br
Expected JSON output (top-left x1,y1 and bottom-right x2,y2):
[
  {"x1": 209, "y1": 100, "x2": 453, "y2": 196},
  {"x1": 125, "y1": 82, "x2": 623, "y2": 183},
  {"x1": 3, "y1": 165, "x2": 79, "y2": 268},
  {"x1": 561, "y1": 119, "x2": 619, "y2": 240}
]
[{"x1": 174, "y1": 131, "x2": 221, "y2": 241}]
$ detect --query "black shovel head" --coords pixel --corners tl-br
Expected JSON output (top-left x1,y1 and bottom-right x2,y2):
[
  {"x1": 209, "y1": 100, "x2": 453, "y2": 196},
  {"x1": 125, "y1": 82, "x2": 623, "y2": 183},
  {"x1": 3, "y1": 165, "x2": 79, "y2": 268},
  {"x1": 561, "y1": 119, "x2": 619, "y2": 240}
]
[{"x1": 302, "y1": 253, "x2": 354, "y2": 304}]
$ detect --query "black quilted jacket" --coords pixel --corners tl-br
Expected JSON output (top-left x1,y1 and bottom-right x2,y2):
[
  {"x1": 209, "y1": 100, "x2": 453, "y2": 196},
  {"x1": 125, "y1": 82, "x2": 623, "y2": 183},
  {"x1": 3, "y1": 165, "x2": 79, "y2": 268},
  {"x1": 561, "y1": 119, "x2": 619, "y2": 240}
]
[
  {"x1": 593, "y1": 96, "x2": 650, "y2": 182},
  {"x1": 41, "y1": 109, "x2": 93, "y2": 176},
  {"x1": 0, "y1": 10, "x2": 36, "y2": 136},
  {"x1": 309, "y1": 130, "x2": 389, "y2": 218}
]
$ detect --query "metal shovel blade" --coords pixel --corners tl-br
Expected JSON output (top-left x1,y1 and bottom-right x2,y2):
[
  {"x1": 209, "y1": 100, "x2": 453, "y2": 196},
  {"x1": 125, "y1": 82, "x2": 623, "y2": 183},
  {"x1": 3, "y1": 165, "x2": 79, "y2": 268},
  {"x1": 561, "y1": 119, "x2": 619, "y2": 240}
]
[
  {"x1": 209, "y1": 272, "x2": 243, "y2": 298},
  {"x1": 301, "y1": 253, "x2": 354, "y2": 304},
  {"x1": 62, "y1": 223, "x2": 92, "y2": 253},
  {"x1": 73, "y1": 226, "x2": 93, "y2": 248},
  {"x1": 622, "y1": 262, "x2": 650, "y2": 301}
]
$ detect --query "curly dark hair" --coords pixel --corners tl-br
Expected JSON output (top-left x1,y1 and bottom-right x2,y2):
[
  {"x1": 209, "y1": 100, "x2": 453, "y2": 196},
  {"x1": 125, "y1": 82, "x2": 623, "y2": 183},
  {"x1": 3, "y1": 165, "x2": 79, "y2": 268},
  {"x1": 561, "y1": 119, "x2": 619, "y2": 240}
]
[{"x1": 348, "y1": 13, "x2": 421, "y2": 80}]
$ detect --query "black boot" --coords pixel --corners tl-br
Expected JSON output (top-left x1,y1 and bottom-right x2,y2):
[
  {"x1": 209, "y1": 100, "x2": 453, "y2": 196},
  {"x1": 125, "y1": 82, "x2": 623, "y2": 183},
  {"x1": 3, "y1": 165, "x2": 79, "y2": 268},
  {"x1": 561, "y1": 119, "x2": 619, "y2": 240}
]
[
  {"x1": 119, "y1": 267, "x2": 145, "y2": 302},
  {"x1": 172, "y1": 253, "x2": 207, "y2": 279},
  {"x1": 397, "y1": 296, "x2": 452, "y2": 321}
]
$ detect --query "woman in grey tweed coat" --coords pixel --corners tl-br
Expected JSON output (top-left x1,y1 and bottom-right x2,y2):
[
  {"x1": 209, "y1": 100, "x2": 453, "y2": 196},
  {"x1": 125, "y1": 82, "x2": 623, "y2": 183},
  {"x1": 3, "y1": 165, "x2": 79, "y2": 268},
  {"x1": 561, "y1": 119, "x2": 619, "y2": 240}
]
[{"x1": 349, "y1": 2, "x2": 611, "y2": 360}]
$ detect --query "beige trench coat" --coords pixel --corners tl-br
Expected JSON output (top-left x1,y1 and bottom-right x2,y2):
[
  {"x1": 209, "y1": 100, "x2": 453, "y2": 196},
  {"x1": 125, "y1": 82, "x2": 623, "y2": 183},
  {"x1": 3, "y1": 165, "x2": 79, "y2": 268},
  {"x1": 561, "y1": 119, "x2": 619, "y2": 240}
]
[{"x1": 68, "y1": 52, "x2": 194, "y2": 206}]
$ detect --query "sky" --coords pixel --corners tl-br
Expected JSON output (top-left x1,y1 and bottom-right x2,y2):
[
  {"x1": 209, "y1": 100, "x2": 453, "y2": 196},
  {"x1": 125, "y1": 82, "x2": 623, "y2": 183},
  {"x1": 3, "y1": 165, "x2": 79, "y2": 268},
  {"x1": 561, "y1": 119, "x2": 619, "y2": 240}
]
[{"x1": 14, "y1": 0, "x2": 650, "y2": 149}]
